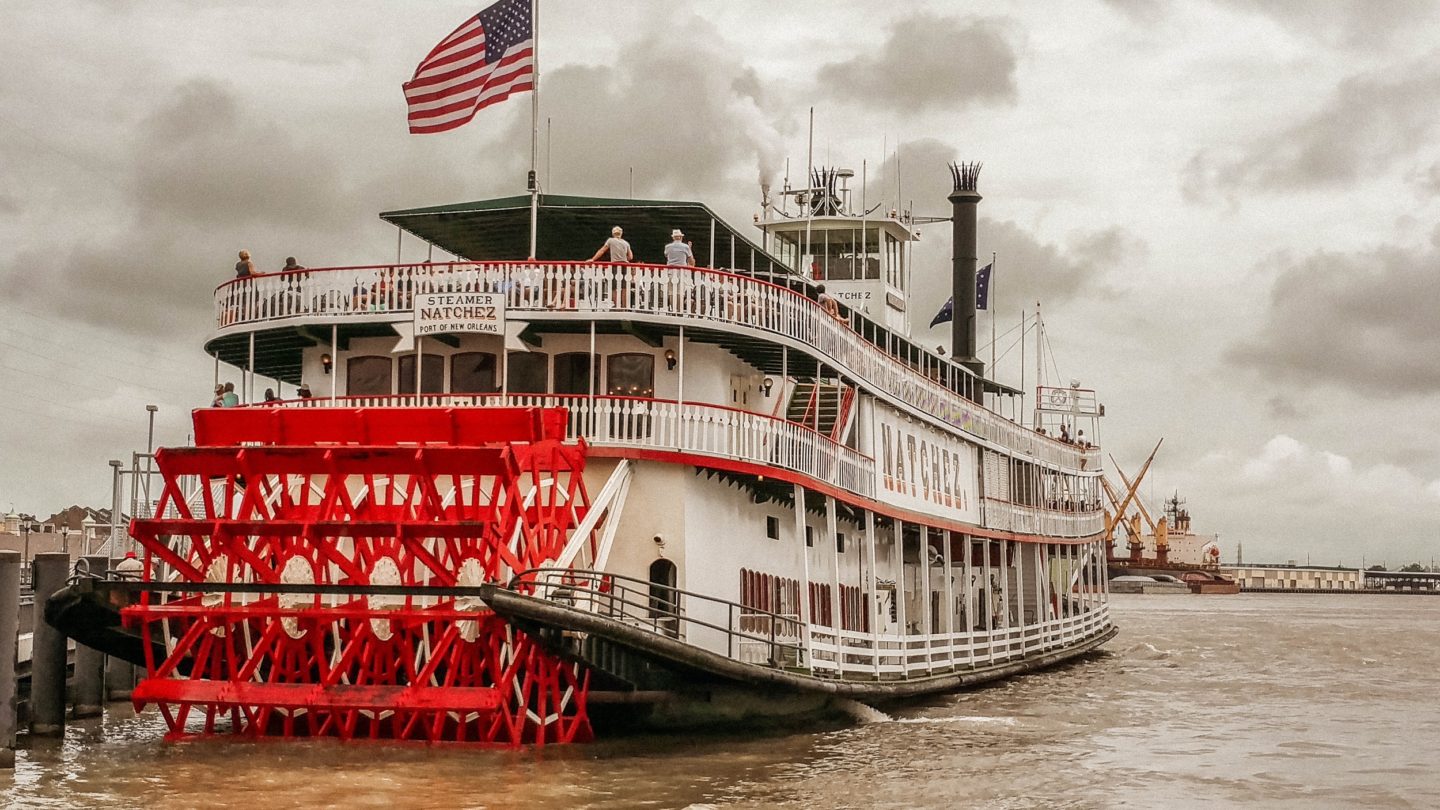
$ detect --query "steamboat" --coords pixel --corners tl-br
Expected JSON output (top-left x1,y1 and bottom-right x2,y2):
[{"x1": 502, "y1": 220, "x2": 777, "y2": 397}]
[{"x1": 54, "y1": 159, "x2": 1115, "y2": 744}]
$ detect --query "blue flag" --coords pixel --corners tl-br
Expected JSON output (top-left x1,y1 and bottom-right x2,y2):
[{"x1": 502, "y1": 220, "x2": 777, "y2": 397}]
[
  {"x1": 930, "y1": 261, "x2": 995, "y2": 326},
  {"x1": 929, "y1": 297, "x2": 953, "y2": 328},
  {"x1": 976, "y1": 262, "x2": 993, "y2": 311}
]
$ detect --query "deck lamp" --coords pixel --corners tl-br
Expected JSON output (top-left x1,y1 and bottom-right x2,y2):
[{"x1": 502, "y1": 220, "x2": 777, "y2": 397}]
[
  {"x1": 762, "y1": 377, "x2": 774, "y2": 396},
  {"x1": 321, "y1": 353, "x2": 333, "y2": 375},
  {"x1": 664, "y1": 350, "x2": 677, "y2": 371}
]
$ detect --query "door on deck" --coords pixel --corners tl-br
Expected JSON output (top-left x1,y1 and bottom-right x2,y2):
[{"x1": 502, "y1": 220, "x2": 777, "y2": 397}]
[{"x1": 648, "y1": 558, "x2": 680, "y2": 638}]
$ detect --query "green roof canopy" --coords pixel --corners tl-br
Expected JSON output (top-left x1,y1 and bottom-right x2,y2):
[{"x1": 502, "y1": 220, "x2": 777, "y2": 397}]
[{"x1": 380, "y1": 193, "x2": 788, "y2": 272}]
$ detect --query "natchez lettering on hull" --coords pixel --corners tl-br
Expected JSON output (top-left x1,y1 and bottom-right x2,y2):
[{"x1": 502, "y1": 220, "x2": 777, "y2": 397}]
[{"x1": 878, "y1": 412, "x2": 980, "y2": 523}]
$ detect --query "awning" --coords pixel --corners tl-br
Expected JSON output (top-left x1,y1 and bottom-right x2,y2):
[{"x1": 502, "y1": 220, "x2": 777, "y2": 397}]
[{"x1": 379, "y1": 193, "x2": 788, "y2": 272}]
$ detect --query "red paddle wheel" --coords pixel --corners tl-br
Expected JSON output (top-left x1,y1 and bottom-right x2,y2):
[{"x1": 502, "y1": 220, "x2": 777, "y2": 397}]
[{"x1": 123, "y1": 406, "x2": 595, "y2": 744}]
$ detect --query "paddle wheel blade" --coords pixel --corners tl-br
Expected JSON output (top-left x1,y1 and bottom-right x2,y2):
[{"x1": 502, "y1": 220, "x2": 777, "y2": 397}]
[{"x1": 122, "y1": 407, "x2": 594, "y2": 745}]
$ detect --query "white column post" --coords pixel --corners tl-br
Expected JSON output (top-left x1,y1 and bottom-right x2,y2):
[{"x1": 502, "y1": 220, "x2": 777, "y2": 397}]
[
  {"x1": 676, "y1": 325, "x2": 685, "y2": 407},
  {"x1": 826, "y1": 494, "x2": 842, "y2": 666},
  {"x1": 982, "y1": 536, "x2": 993, "y2": 663},
  {"x1": 894, "y1": 519, "x2": 908, "y2": 676},
  {"x1": 962, "y1": 532, "x2": 974, "y2": 667},
  {"x1": 793, "y1": 484, "x2": 814, "y2": 671},
  {"x1": 923, "y1": 528, "x2": 934, "y2": 672},
  {"x1": 942, "y1": 528, "x2": 955, "y2": 670},
  {"x1": 864, "y1": 509, "x2": 880, "y2": 678},
  {"x1": 1015, "y1": 538, "x2": 1027, "y2": 653},
  {"x1": 330, "y1": 324, "x2": 338, "y2": 400},
  {"x1": 588, "y1": 320, "x2": 596, "y2": 434},
  {"x1": 1000, "y1": 538, "x2": 1012, "y2": 652},
  {"x1": 246, "y1": 331, "x2": 255, "y2": 404}
]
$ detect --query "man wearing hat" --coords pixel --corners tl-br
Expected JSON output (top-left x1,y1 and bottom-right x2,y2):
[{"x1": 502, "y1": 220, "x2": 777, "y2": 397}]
[
  {"x1": 663, "y1": 228, "x2": 695, "y2": 266},
  {"x1": 589, "y1": 226, "x2": 634, "y2": 263}
]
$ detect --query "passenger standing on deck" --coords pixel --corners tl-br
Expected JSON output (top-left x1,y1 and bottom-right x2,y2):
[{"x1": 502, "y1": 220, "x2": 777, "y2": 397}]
[
  {"x1": 663, "y1": 229, "x2": 694, "y2": 266},
  {"x1": 297, "y1": 382, "x2": 313, "y2": 399},
  {"x1": 816, "y1": 284, "x2": 842, "y2": 318},
  {"x1": 589, "y1": 226, "x2": 633, "y2": 263},
  {"x1": 235, "y1": 250, "x2": 256, "y2": 278},
  {"x1": 221, "y1": 382, "x2": 240, "y2": 407},
  {"x1": 212, "y1": 384, "x2": 225, "y2": 407}
]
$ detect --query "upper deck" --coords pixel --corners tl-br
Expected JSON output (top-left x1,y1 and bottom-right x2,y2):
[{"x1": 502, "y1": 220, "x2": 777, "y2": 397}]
[{"x1": 211, "y1": 259, "x2": 1098, "y2": 475}]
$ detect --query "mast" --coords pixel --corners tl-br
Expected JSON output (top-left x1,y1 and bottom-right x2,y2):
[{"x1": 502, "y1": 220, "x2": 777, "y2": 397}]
[
  {"x1": 990, "y1": 251, "x2": 997, "y2": 378},
  {"x1": 805, "y1": 107, "x2": 814, "y2": 276},
  {"x1": 1034, "y1": 301, "x2": 1043, "y2": 428}
]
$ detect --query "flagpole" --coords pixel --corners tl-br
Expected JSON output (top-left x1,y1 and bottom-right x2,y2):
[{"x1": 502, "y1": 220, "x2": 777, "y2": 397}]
[
  {"x1": 1019, "y1": 307, "x2": 1026, "y2": 427},
  {"x1": 990, "y1": 252, "x2": 997, "y2": 377},
  {"x1": 527, "y1": 0, "x2": 540, "y2": 260}
]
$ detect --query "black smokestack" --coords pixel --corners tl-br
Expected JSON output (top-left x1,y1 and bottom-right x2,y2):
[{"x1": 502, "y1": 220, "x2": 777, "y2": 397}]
[{"x1": 948, "y1": 162, "x2": 983, "y2": 376}]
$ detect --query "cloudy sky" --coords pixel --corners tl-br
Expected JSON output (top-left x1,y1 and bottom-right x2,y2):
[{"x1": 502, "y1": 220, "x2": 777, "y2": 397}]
[{"x1": 2, "y1": 0, "x2": 1438, "y2": 566}]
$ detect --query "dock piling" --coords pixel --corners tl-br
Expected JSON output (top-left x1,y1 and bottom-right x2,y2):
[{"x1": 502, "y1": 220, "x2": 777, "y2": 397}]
[
  {"x1": 72, "y1": 556, "x2": 109, "y2": 718},
  {"x1": 1, "y1": 551, "x2": 20, "y2": 767},
  {"x1": 28, "y1": 552, "x2": 69, "y2": 737}
]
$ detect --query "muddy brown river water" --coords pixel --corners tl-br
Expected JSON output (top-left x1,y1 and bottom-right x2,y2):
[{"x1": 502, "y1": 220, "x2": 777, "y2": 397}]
[{"x1": 6, "y1": 594, "x2": 1439, "y2": 809}]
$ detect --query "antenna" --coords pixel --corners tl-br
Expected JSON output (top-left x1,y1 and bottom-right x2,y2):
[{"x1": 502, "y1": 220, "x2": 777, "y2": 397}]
[{"x1": 805, "y1": 107, "x2": 814, "y2": 275}]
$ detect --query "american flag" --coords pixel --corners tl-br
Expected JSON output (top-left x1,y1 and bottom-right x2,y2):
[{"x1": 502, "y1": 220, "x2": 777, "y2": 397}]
[{"x1": 403, "y1": 0, "x2": 534, "y2": 135}]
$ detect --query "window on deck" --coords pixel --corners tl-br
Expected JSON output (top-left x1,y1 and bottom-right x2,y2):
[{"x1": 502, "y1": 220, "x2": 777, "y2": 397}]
[
  {"x1": 450, "y1": 352, "x2": 497, "y2": 394},
  {"x1": 397, "y1": 354, "x2": 444, "y2": 394},
  {"x1": 606, "y1": 353, "x2": 655, "y2": 398},
  {"x1": 346, "y1": 356, "x2": 392, "y2": 396},
  {"x1": 506, "y1": 352, "x2": 549, "y2": 394},
  {"x1": 554, "y1": 352, "x2": 600, "y2": 396}
]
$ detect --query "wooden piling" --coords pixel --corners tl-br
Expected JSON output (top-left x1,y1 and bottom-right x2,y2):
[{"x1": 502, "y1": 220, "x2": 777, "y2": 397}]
[
  {"x1": 71, "y1": 556, "x2": 108, "y2": 718},
  {"x1": 28, "y1": 553, "x2": 69, "y2": 737},
  {"x1": 0, "y1": 551, "x2": 20, "y2": 767}
]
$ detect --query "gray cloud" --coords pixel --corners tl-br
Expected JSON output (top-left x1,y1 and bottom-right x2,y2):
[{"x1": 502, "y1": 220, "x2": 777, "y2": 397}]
[
  {"x1": 1407, "y1": 162, "x2": 1440, "y2": 196},
  {"x1": 1227, "y1": 243, "x2": 1440, "y2": 395},
  {"x1": 1212, "y1": 0, "x2": 1436, "y2": 48},
  {"x1": 129, "y1": 80, "x2": 348, "y2": 232},
  {"x1": 1105, "y1": 0, "x2": 1435, "y2": 46},
  {"x1": 1266, "y1": 395, "x2": 1301, "y2": 420},
  {"x1": 487, "y1": 14, "x2": 789, "y2": 203},
  {"x1": 871, "y1": 139, "x2": 1138, "y2": 321},
  {"x1": 0, "y1": 79, "x2": 469, "y2": 335},
  {"x1": 1101, "y1": 0, "x2": 1166, "y2": 25},
  {"x1": 1184, "y1": 59, "x2": 1440, "y2": 200},
  {"x1": 815, "y1": 14, "x2": 1018, "y2": 113}
]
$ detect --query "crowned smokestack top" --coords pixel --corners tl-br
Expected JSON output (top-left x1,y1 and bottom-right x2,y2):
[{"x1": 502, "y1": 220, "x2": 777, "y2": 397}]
[
  {"x1": 949, "y1": 161, "x2": 982, "y2": 194},
  {"x1": 947, "y1": 162, "x2": 984, "y2": 381}
]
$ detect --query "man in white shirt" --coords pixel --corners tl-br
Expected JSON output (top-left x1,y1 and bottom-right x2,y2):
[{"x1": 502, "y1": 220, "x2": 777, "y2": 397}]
[
  {"x1": 589, "y1": 226, "x2": 634, "y2": 263},
  {"x1": 663, "y1": 229, "x2": 695, "y2": 266}
]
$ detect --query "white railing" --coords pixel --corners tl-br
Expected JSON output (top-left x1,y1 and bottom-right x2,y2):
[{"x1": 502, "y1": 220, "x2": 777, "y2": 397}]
[
  {"x1": 807, "y1": 603, "x2": 1111, "y2": 678},
  {"x1": 272, "y1": 394, "x2": 876, "y2": 499},
  {"x1": 214, "y1": 262, "x2": 1099, "y2": 473},
  {"x1": 983, "y1": 498, "x2": 1104, "y2": 537}
]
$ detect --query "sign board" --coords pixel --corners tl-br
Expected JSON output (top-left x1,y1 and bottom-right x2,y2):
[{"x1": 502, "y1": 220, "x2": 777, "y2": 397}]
[{"x1": 413, "y1": 292, "x2": 505, "y2": 337}]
